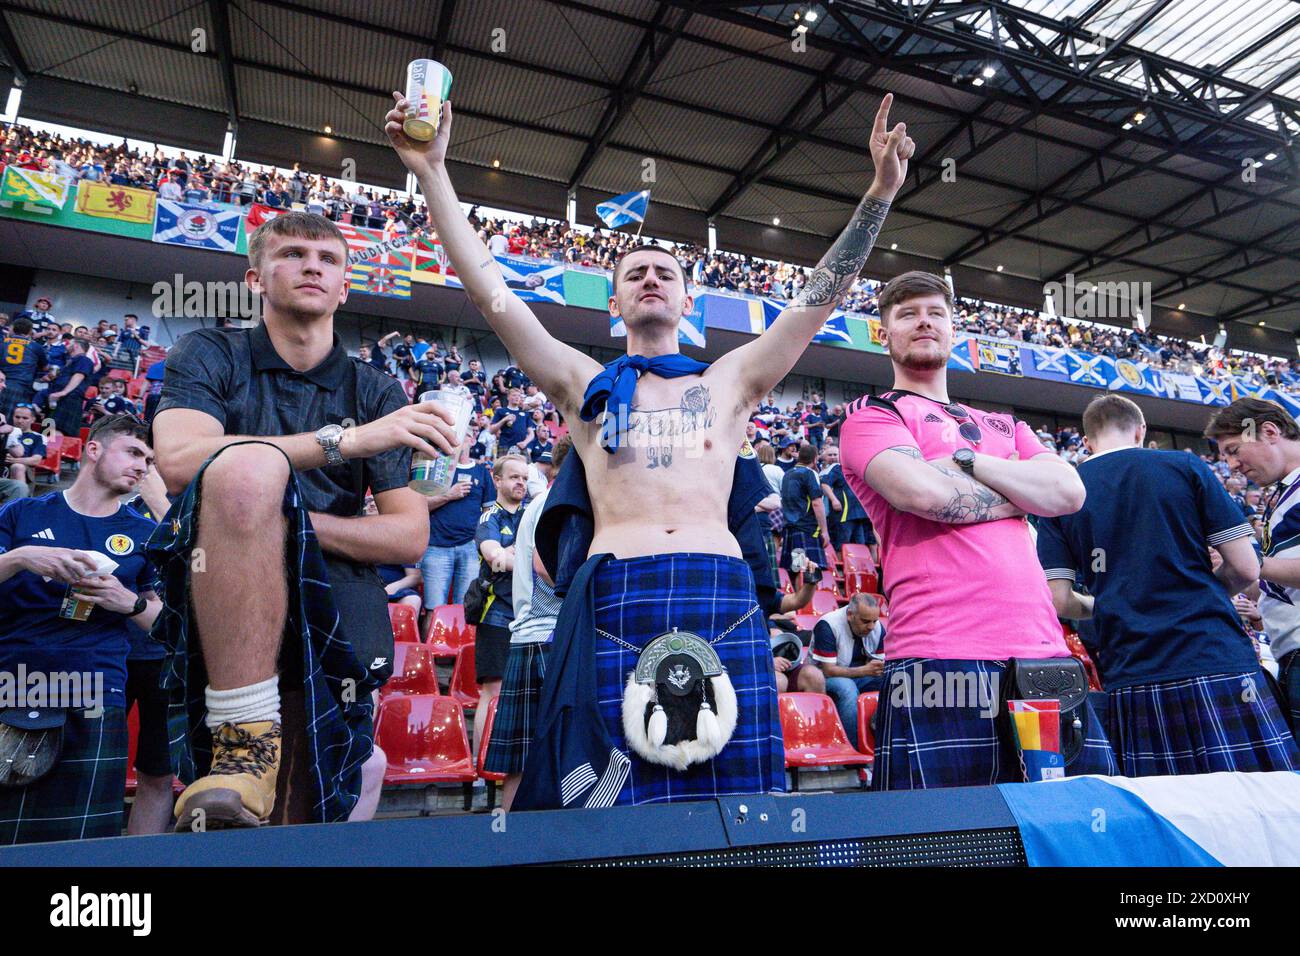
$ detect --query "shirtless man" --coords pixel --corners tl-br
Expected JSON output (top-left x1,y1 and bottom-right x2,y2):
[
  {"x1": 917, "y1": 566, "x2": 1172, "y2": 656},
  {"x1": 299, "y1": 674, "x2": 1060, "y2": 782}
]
[{"x1": 386, "y1": 92, "x2": 912, "y2": 806}]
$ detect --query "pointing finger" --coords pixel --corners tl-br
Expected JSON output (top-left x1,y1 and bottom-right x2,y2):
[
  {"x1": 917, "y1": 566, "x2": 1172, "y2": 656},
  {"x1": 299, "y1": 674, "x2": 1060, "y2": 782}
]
[{"x1": 872, "y1": 93, "x2": 893, "y2": 139}]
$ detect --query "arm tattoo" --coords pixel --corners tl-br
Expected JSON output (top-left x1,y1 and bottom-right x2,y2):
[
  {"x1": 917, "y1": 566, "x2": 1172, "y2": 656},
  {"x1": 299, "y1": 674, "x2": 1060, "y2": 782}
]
[
  {"x1": 795, "y1": 195, "x2": 891, "y2": 309},
  {"x1": 885, "y1": 445, "x2": 1012, "y2": 524}
]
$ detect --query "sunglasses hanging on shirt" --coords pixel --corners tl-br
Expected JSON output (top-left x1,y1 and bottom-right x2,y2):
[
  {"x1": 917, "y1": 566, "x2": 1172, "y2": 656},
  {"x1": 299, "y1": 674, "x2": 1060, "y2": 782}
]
[{"x1": 941, "y1": 402, "x2": 983, "y2": 445}]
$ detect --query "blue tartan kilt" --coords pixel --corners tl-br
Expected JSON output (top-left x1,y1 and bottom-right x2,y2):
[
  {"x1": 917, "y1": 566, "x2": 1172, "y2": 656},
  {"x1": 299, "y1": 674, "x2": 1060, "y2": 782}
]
[
  {"x1": 592, "y1": 553, "x2": 785, "y2": 806},
  {"x1": 1106, "y1": 670, "x2": 1300, "y2": 777},
  {"x1": 144, "y1": 441, "x2": 377, "y2": 824},
  {"x1": 484, "y1": 640, "x2": 550, "y2": 774},
  {"x1": 872, "y1": 658, "x2": 1118, "y2": 791},
  {"x1": 779, "y1": 527, "x2": 822, "y2": 571}
]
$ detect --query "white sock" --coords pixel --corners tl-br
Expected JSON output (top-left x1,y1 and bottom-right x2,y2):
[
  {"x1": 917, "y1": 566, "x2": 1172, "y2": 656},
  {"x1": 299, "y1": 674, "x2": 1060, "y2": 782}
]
[{"x1": 205, "y1": 675, "x2": 281, "y2": 730}]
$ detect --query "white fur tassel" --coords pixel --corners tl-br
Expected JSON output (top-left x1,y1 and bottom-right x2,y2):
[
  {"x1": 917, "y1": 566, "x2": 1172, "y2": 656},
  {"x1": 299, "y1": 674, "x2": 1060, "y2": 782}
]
[
  {"x1": 648, "y1": 704, "x2": 667, "y2": 748},
  {"x1": 696, "y1": 698, "x2": 722, "y2": 751}
]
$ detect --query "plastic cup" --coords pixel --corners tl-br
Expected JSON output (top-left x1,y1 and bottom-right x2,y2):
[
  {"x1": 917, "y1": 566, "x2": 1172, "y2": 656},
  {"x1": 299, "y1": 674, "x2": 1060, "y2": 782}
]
[
  {"x1": 403, "y1": 59, "x2": 453, "y2": 142},
  {"x1": 409, "y1": 388, "x2": 474, "y2": 495}
]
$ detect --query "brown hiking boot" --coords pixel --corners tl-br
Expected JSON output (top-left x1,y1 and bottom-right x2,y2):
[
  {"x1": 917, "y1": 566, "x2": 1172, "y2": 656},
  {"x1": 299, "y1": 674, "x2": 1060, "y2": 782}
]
[{"x1": 173, "y1": 721, "x2": 281, "y2": 832}]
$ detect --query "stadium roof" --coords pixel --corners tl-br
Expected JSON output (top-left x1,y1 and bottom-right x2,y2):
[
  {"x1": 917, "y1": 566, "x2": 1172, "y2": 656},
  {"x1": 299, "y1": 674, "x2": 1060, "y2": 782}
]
[{"x1": 0, "y1": 0, "x2": 1298, "y2": 337}]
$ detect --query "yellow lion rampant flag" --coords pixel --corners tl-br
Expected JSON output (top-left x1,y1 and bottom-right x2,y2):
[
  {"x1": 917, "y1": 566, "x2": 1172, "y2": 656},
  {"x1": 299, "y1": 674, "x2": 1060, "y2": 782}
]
[{"x1": 74, "y1": 180, "x2": 156, "y2": 223}]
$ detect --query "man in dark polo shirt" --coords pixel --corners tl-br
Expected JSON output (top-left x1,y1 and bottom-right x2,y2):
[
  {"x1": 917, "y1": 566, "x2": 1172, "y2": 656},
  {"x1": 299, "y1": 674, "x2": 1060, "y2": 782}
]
[
  {"x1": 490, "y1": 387, "x2": 529, "y2": 454},
  {"x1": 149, "y1": 211, "x2": 458, "y2": 830},
  {"x1": 780, "y1": 442, "x2": 831, "y2": 579},
  {"x1": 47, "y1": 338, "x2": 94, "y2": 438}
]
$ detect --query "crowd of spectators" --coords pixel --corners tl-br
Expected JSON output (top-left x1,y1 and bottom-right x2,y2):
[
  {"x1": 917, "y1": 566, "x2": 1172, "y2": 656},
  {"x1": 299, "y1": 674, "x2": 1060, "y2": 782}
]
[{"x1": 5, "y1": 119, "x2": 1299, "y2": 394}]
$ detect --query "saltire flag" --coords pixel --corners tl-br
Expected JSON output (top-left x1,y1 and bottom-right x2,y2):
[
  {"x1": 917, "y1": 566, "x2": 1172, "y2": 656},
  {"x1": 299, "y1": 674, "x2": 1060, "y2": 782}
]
[
  {"x1": 1199, "y1": 378, "x2": 1229, "y2": 405},
  {"x1": 1268, "y1": 389, "x2": 1300, "y2": 420},
  {"x1": 497, "y1": 254, "x2": 566, "y2": 305},
  {"x1": 1023, "y1": 346, "x2": 1073, "y2": 382},
  {"x1": 1163, "y1": 371, "x2": 1203, "y2": 403},
  {"x1": 153, "y1": 199, "x2": 242, "y2": 251},
  {"x1": 1007, "y1": 699, "x2": 1063, "y2": 782},
  {"x1": 1109, "y1": 358, "x2": 1160, "y2": 395},
  {"x1": 946, "y1": 337, "x2": 976, "y2": 372},
  {"x1": 595, "y1": 189, "x2": 650, "y2": 229},
  {"x1": 757, "y1": 299, "x2": 853, "y2": 345},
  {"x1": 973, "y1": 340, "x2": 1022, "y2": 376},
  {"x1": 337, "y1": 222, "x2": 412, "y2": 299},
  {"x1": 0, "y1": 167, "x2": 71, "y2": 212},
  {"x1": 409, "y1": 234, "x2": 462, "y2": 287},
  {"x1": 74, "y1": 180, "x2": 156, "y2": 224},
  {"x1": 1069, "y1": 352, "x2": 1110, "y2": 387},
  {"x1": 610, "y1": 284, "x2": 706, "y2": 347},
  {"x1": 243, "y1": 202, "x2": 285, "y2": 237}
]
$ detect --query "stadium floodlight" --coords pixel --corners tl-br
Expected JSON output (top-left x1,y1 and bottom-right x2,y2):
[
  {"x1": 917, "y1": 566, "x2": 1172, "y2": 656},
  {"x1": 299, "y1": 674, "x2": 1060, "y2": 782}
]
[
  {"x1": 982, "y1": 65, "x2": 996, "y2": 78},
  {"x1": 772, "y1": 217, "x2": 780, "y2": 225},
  {"x1": 492, "y1": 159, "x2": 500, "y2": 167},
  {"x1": 1266, "y1": 152, "x2": 1277, "y2": 161},
  {"x1": 890, "y1": 242, "x2": 898, "y2": 250},
  {"x1": 2, "y1": 86, "x2": 21, "y2": 123},
  {"x1": 805, "y1": 9, "x2": 817, "y2": 22},
  {"x1": 1133, "y1": 112, "x2": 1146, "y2": 124},
  {"x1": 1178, "y1": 302, "x2": 1186, "y2": 310},
  {"x1": 323, "y1": 125, "x2": 332, "y2": 135},
  {"x1": 996, "y1": 264, "x2": 1004, "y2": 272},
  {"x1": 1122, "y1": 122, "x2": 1133, "y2": 130},
  {"x1": 971, "y1": 77, "x2": 985, "y2": 86}
]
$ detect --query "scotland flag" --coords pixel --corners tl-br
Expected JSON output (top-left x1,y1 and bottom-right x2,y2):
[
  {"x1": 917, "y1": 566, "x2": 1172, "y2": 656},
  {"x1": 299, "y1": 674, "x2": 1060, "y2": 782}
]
[
  {"x1": 760, "y1": 299, "x2": 852, "y2": 344},
  {"x1": 152, "y1": 199, "x2": 241, "y2": 251},
  {"x1": 596, "y1": 189, "x2": 650, "y2": 229}
]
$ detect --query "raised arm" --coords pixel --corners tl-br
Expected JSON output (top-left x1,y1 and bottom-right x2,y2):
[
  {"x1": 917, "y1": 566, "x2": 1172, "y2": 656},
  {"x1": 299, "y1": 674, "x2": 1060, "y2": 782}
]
[
  {"x1": 385, "y1": 96, "x2": 601, "y2": 409},
  {"x1": 714, "y1": 95, "x2": 913, "y2": 406},
  {"x1": 864, "y1": 445, "x2": 1026, "y2": 524}
]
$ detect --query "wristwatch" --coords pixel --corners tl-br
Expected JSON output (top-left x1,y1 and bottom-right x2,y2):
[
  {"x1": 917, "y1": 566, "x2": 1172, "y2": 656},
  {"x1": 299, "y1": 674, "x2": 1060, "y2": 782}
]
[
  {"x1": 952, "y1": 447, "x2": 977, "y2": 476},
  {"x1": 316, "y1": 423, "x2": 346, "y2": 466},
  {"x1": 130, "y1": 594, "x2": 148, "y2": 616}
]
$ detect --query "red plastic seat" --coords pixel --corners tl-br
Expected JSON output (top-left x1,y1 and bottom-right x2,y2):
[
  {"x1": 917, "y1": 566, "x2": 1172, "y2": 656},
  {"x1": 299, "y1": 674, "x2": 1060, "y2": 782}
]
[
  {"x1": 78, "y1": 426, "x2": 90, "y2": 445},
  {"x1": 34, "y1": 435, "x2": 63, "y2": 480},
  {"x1": 448, "y1": 643, "x2": 480, "y2": 709},
  {"x1": 1062, "y1": 625, "x2": 1103, "y2": 691},
  {"x1": 792, "y1": 613, "x2": 820, "y2": 633},
  {"x1": 778, "y1": 693, "x2": 871, "y2": 790},
  {"x1": 424, "y1": 603, "x2": 474, "y2": 656},
  {"x1": 841, "y1": 544, "x2": 875, "y2": 575},
  {"x1": 107, "y1": 368, "x2": 132, "y2": 381},
  {"x1": 60, "y1": 437, "x2": 82, "y2": 464},
  {"x1": 387, "y1": 603, "x2": 419, "y2": 644},
  {"x1": 476, "y1": 694, "x2": 507, "y2": 808},
  {"x1": 383, "y1": 642, "x2": 441, "y2": 697},
  {"x1": 843, "y1": 570, "x2": 879, "y2": 599},
  {"x1": 777, "y1": 568, "x2": 795, "y2": 595},
  {"x1": 856, "y1": 691, "x2": 879, "y2": 761},
  {"x1": 376, "y1": 694, "x2": 476, "y2": 787},
  {"x1": 127, "y1": 376, "x2": 148, "y2": 400},
  {"x1": 799, "y1": 589, "x2": 839, "y2": 617},
  {"x1": 866, "y1": 593, "x2": 889, "y2": 619}
]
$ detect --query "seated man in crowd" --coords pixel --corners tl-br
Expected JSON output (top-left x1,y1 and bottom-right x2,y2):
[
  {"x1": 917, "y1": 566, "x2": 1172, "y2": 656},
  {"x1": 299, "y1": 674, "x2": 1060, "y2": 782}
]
[
  {"x1": 1038, "y1": 395, "x2": 1296, "y2": 775},
  {"x1": 811, "y1": 593, "x2": 885, "y2": 750},
  {"x1": 0, "y1": 414, "x2": 162, "y2": 844},
  {"x1": 149, "y1": 211, "x2": 459, "y2": 830}
]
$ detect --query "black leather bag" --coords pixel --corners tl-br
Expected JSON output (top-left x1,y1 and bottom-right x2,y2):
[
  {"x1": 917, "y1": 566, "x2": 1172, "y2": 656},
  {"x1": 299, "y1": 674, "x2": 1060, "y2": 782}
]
[
  {"x1": 999, "y1": 658, "x2": 1089, "y2": 767},
  {"x1": 0, "y1": 708, "x2": 67, "y2": 787}
]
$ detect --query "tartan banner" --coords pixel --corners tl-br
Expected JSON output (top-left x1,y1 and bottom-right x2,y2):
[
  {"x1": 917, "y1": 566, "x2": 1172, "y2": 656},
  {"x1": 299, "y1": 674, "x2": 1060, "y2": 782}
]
[{"x1": 74, "y1": 180, "x2": 156, "y2": 224}]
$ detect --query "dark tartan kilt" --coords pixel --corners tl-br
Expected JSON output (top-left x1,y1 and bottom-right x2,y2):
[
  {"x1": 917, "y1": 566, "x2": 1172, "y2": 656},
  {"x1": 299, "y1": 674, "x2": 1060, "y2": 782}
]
[
  {"x1": 484, "y1": 641, "x2": 550, "y2": 774},
  {"x1": 0, "y1": 706, "x2": 128, "y2": 845},
  {"x1": 872, "y1": 658, "x2": 1118, "y2": 791},
  {"x1": 143, "y1": 441, "x2": 376, "y2": 824},
  {"x1": 1107, "y1": 670, "x2": 1300, "y2": 777},
  {"x1": 592, "y1": 553, "x2": 784, "y2": 806},
  {"x1": 779, "y1": 527, "x2": 823, "y2": 571}
]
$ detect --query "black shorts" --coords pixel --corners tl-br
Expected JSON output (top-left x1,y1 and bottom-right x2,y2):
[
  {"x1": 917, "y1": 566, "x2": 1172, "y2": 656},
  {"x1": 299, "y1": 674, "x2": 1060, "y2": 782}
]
[
  {"x1": 475, "y1": 623, "x2": 512, "y2": 684},
  {"x1": 322, "y1": 557, "x2": 395, "y2": 687},
  {"x1": 125, "y1": 657, "x2": 172, "y2": 777}
]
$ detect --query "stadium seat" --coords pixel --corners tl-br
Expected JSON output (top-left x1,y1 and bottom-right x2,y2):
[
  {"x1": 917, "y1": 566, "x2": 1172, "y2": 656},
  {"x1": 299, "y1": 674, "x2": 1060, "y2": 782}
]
[
  {"x1": 59, "y1": 437, "x2": 82, "y2": 465},
  {"x1": 387, "y1": 603, "x2": 419, "y2": 644},
  {"x1": 34, "y1": 436, "x2": 63, "y2": 482},
  {"x1": 78, "y1": 427, "x2": 90, "y2": 445},
  {"x1": 107, "y1": 368, "x2": 132, "y2": 381},
  {"x1": 448, "y1": 644, "x2": 480, "y2": 709},
  {"x1": 778, "y1": 693, "x2": 871, "y2": 791},
  {"x1": 792, "y1": 613, "x2": 820, "y2": 633},
  {"x1": 841, "y1": 544, "x2": 875, "y2": 575},
  {"x1": 1062, "y1": 625, "x2": 1103, "y2": 692},
  {"x1": 777, "y1": 568, "x2": 795, "y2": 594},
  {"x1": 476, "y1": 694, "x2": 507, "y2": 810},
  {"x1": 856, "y1": 691, "x2": 879, "y2": 761},
  {"x1": 425, "y1": 603, "x2": 474, "y2": 656},
  {"x1": 383, "y1": 642, "x2": 441, "y2": 698},
  {"x1": 127, "y1": 376, "x2": 148, "y2": 400},
  {"x1": 799, "y1": 589, "x2": 839, "y2": 617},
  {"x1": 83, "y1": 386, "x2": 98, "y2": 401},
  {"x1": 375, "y1": 695, "x2": 476, "y2": 808},
  {"x1": 843, "y1": 570, "x2": 880, "y2": 599}
]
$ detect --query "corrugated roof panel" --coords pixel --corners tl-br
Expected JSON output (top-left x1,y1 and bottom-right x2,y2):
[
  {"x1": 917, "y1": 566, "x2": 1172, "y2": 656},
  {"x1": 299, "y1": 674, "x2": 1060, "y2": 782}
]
[
  {"x1": 449, "y1": 56, "x2": 609, "y2": 138},
  {"x1": 583, "y1": 145, "x2": 733, "y2": 211},
  {"x1": 236, "y1": 63, "x2": 389, "y2": 142},
  {"x1": 727, "y1": 180, "x2": 856, "y2": 236},
  {"x1": 448, "y1": 0, "x2": 644, "y2": 86},
  {"x1": 645, "y1": 37, "x2": 809, "y2": 126},
  {"x1": 605, "y1": 96, "x2": 769, "y2": 170},
  {"x1": 1134, "y1": 232, "x2": 1238, "y2": 269},
  {"x1": 683, "y1": 10, "x2": 834, "y2": 73},
  {"x1": 282, "y1": 0, "x2": 445, "y2": 36},
  {"x1": 10, "y1": 10, "x2": 225, "y2": 110},
  {"x1": 960, "y1": 133, "x2": 1093, "y2": 193},
  {"x1": 1087, "y1": 174, "x2": 1204, "y2": 220},
  {"x1": 766, "y1": 142, "x2": 875, "y2": 199},
  {"x1": 7, "y1": 0, "x2": 203, "y2": 46},
  {"x1": 444, "y1": 112, "x2": 586, "y2": 183},
  {"x1": 903, "y1": 177, "x2": 1027, "y2": 223}
]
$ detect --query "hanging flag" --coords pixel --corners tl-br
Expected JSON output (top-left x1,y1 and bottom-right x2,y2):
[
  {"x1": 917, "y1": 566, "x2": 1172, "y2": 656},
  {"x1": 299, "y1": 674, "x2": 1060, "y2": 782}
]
[
  {"x1": 409, "y1": 233, "x2": 462, "y2": 287},
  {"x1": 337, "y1": 222, "x2": 413, "y2": 299},
  {"x1": 497, "y1": 254, "x2": 566, "y2": 305},
  {"x1": 595, "y1": 189, "x2": 650, "y2": 229},
  {"x1": 153, "y1": 199, "x2": 242, "y2": 251},
  {"x1": 0, "y1": 167, "x2": 71, "y2": 211},
  {"x1": 1007, "y1": 699, "x2": 1063, "y2": 782},
  {"x1": 74, "y1": 180, "x2": 156, "y2": 224},
  {"x1": 973, "y1": 339, "x2": 1023, "y2": 376},
  {"x1": 243, "y1": 202, "x2": 286, "y2": 237},
  {"x1": 758, "y1": 298, "x2": 853, "y2": 344}
]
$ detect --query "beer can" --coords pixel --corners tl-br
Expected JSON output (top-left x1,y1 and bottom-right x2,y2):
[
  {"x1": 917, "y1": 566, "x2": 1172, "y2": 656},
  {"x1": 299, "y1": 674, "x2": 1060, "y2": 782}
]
[{"x1": 403, "y1": 59, "x2": 454, "y2": 142}]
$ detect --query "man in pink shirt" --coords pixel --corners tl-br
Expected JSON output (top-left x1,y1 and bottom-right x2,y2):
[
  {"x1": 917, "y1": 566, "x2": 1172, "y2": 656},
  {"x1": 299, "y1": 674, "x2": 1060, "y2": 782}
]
[{"x1": 840, "y1": 271, "x2": 1117, "y2": 789}]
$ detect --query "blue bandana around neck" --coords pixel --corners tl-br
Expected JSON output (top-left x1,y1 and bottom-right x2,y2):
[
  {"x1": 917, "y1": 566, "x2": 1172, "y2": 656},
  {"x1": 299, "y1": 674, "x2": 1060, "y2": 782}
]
[{"x1": 579, "y1": 353, "x2": 710, "y2": 453}]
